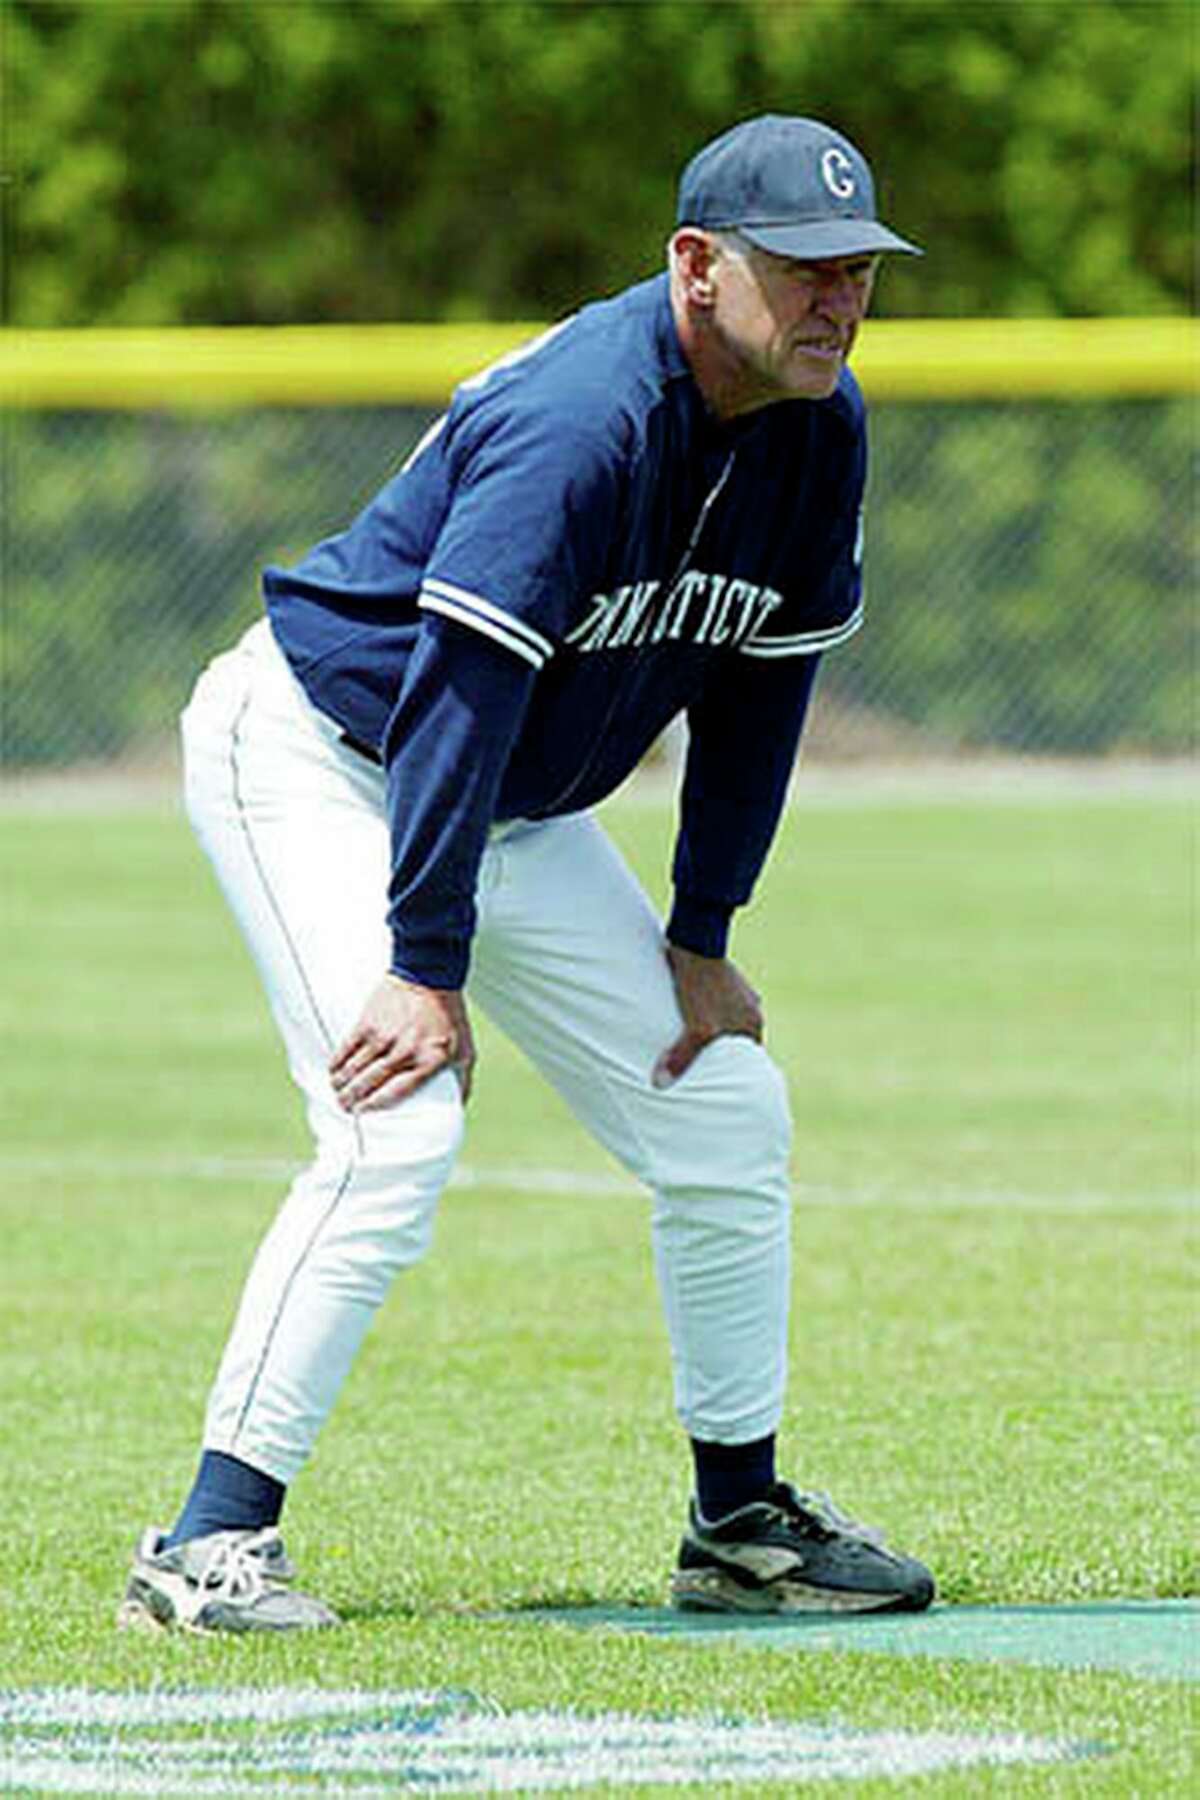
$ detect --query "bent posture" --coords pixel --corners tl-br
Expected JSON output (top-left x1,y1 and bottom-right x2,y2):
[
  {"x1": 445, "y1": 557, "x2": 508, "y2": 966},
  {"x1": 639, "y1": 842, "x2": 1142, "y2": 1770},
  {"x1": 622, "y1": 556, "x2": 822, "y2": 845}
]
[{"x1": 120, "y1": 115, "x2": 934, "y2": 1634}]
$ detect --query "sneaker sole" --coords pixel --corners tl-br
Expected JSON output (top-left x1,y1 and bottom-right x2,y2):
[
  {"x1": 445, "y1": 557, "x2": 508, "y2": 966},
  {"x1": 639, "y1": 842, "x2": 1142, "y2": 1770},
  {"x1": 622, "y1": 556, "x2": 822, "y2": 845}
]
[
  {"x1": 115, "y1": 1580, "x2": 210, "y2": 1636},
  {"x1": 670, "y1": 1566, "x2": 932, "y2": 1615},
  {"x1": 116, "y1": 1573, "x2": 341, "y2": 1635},
  {"x1": 115, "y1": 1595, "x2": 205, "y2": 1636}
]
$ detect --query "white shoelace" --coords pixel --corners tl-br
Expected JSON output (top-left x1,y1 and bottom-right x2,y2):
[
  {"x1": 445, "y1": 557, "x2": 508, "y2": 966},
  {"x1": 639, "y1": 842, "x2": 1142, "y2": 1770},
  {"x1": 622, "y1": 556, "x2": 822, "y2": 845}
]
[
  {"x1": 194, "y1": 1529, "x2": 282, "y2": 1602},
  {"x1": 794, "y1": 1490, "x2": 888, "y2": 1549}
]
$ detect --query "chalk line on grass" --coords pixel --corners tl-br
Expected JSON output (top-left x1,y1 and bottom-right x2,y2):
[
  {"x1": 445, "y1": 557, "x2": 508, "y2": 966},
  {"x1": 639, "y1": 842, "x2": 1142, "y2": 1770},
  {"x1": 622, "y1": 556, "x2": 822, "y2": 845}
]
[
  {"x1": 0, "y1": 1149, "x2": 1192, "y2": 1216},
  {"x1": 0, "y1": 1687, "x2": 1094, "y2": 1793}
]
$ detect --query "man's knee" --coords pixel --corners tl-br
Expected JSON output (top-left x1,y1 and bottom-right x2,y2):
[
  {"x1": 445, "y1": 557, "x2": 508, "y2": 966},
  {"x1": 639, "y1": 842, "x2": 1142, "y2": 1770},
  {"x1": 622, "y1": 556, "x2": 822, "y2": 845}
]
[
  {"x1": 304, "y1": 1073, "x2": 466, "y2": 1282},
  {"x1": 649, "y1": 1036, "x2": 792, "y2": 1197}
]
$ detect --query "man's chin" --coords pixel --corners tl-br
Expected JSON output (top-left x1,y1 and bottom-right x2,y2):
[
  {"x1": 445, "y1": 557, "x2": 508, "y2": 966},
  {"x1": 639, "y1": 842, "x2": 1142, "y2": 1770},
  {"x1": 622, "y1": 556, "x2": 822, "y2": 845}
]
[{"x1": 787, "y1": 357, "x2": 844, "y2": 400}]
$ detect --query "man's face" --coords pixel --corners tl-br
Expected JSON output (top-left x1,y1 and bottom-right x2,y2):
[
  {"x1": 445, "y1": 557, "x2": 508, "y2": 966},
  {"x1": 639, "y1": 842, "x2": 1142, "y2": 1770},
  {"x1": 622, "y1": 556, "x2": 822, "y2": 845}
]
[{"x1": 707, "y1": 236, "x2": 879, "y2": 411}]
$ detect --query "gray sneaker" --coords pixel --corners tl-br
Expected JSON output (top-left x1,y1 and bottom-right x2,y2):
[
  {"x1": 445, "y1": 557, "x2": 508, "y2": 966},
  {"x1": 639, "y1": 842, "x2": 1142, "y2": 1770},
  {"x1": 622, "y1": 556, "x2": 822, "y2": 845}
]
[
  {"x1": 116, "y1": 1526, "x2": 340, "y2": 1633},
  {"x1": 670, "y1": 1481, "x2": 935, "y2": 1615}
]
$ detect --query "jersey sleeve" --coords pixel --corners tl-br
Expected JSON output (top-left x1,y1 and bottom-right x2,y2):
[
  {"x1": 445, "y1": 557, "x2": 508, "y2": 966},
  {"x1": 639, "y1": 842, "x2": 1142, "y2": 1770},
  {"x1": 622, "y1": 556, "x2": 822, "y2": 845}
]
[
  {"x1": 666, "y1": 402, "x2": 866, "y2": 956},
  {"x1": 739, "y1": 403, "x2": 867, "y2": 661},
  {"x1": 381, "y1": 614, "x2": 537, "y2": 988},
  {"x1": 379, "y1": 400, "x2": 625, "y2": 986},
  {"x1": 667, "y1": 653, "x2": 822, "y2": 958},
  {"x1": 418, "y1": 400, "x2": 624, "y2": 669}
]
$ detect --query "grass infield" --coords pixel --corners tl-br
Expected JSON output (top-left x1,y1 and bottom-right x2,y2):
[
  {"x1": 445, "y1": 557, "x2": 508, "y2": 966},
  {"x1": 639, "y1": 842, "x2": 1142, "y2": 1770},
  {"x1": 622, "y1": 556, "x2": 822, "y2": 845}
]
[{"x1": 0, "y1": 780, "x2": 1194, "y2": 1795}]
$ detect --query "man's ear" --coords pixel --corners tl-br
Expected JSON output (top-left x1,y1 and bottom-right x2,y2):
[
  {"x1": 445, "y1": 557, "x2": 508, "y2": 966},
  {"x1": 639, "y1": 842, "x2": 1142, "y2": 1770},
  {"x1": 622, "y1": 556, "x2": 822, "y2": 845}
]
[{"x1": 669, "y1": 229, "x2": 720, "y2": 309}]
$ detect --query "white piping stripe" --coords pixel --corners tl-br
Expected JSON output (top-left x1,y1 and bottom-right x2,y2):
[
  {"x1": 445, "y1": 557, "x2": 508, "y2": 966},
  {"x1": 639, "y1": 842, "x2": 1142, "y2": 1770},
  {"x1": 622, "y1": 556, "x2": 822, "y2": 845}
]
[
  {"x1": 398, "y1": 411, "x2": 449, "y2": 475},
  {"x1": 740, "y1": 604, "x2": 865, "y2": 659},
  {"x1": 419, "y1": 594, "x2": 549, "y2": 669},
  {"x1": 225, "y1": 698, "x2": 365, "y2": 1443},
  {"x1": 421, "y1": 578, "x2": 555, "y2": 659}
]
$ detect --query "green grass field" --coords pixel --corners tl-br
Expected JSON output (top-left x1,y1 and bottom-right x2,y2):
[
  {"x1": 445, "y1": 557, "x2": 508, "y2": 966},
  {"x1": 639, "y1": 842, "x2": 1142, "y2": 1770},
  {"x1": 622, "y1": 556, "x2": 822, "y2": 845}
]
[{"x1": 0, "y1": 777, "x2": 1195, "y2": 1795}]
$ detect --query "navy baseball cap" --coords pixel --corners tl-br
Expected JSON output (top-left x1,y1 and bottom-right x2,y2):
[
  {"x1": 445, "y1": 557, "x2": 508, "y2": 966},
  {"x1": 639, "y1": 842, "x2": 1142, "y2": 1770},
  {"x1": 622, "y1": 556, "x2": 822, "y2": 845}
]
[{"x1": 677, "y1": 114, "x2": 922, "y2": 259}]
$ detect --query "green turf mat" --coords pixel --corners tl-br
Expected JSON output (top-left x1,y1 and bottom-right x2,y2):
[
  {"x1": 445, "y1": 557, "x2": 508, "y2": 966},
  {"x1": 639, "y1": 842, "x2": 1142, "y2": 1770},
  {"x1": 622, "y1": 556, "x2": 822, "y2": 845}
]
[{"x1": 522, "y1": 1601, "x2": 1199, "y2": 1681}]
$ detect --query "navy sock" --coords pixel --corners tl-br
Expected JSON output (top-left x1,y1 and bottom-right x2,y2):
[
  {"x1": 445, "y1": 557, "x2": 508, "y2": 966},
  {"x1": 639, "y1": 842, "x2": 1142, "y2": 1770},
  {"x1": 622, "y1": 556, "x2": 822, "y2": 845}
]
[
  {"x1": 690, "y1": 1434, "x2": 776, "y2": 1523},
  {"x1": 163, "y1": 1450, "x2": 285, "y2": 1549}
]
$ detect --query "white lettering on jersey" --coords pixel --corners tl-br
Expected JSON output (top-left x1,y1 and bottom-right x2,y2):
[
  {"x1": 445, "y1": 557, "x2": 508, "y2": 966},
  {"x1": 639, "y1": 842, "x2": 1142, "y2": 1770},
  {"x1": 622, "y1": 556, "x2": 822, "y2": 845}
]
[
  {"x1": 565, "y1": 572, "x2": 783, "y2": 655},
  {"x1": 660, "y1": 569, "x2": 707, "y2": 642},
  {"x1": 609, "y1": 581, "x2": 662, "y2": 648}
]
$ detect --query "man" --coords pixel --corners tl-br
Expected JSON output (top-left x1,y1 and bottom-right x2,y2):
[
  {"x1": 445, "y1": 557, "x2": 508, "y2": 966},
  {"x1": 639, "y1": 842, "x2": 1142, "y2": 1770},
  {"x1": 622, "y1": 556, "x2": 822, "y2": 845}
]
[{"x1": 119, "y1": 114, "x2": 935, "y2": 1634}]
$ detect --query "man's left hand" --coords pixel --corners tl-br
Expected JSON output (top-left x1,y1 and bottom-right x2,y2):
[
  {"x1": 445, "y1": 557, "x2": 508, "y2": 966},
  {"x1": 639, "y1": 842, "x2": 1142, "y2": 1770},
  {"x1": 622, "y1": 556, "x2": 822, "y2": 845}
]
[{"x1": 652, "y1": 944, "x2": 764, "y2": 1087}]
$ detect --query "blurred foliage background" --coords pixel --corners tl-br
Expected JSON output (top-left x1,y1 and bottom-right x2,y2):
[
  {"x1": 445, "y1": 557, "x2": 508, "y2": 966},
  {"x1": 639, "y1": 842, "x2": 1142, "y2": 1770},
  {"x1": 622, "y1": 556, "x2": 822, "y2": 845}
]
[
  {"x1": 2, "y1": 0, "x2": 1195, "y2": 767},
  {"x1": 5, "y1": 0, "x2": 1195, "y2": 326}
]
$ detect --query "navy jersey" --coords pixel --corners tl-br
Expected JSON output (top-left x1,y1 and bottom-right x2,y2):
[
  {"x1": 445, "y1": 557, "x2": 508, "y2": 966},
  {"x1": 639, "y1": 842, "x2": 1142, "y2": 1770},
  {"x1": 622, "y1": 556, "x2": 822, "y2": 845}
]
[{"x1": 264, "y1": 273, "x2": 867, "y2": 988}]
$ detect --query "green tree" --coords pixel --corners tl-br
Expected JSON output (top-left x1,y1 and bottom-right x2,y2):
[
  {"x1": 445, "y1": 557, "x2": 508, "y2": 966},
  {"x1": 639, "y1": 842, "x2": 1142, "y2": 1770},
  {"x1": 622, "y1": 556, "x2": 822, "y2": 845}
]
[{"x1": 4, "y1": 0, "x2": 1195, "y2": 326}]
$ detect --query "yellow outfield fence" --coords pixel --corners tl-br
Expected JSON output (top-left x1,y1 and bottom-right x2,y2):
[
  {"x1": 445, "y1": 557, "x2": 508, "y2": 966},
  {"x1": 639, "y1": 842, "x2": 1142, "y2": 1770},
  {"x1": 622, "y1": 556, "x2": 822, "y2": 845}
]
[{"x1": 1, "y1": 315, "x2": 1197, "y2": 409}]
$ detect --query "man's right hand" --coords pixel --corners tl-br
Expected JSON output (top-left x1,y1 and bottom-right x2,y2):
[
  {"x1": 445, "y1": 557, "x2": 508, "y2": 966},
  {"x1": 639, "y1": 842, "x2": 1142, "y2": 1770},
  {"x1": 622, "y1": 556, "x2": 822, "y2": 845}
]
[{"x1": 329, "y1": 975, "x2": 475, "y2": 1112}]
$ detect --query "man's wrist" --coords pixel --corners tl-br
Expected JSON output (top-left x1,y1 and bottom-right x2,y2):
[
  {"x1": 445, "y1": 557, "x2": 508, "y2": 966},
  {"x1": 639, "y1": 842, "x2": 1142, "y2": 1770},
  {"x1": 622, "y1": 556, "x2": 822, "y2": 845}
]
[
  {"x1": 666, "y1": 894, "x2": 733, "y2": 960},
  {"x1": 385, "y1": 969, "x2": 463, "y2": 996},
  {"x1": 390, "y1": 938, "x2": 470, "y2": 991},
  {"x1": 388, "y1": 960, "x2": 468, "y2": 992}
]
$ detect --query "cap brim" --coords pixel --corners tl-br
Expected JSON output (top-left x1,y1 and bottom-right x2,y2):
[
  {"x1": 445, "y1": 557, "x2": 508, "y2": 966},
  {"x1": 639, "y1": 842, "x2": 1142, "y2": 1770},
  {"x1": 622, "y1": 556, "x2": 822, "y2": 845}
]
[{"x1": 738, "y1": 219, "x2": 922, "y2": 258}]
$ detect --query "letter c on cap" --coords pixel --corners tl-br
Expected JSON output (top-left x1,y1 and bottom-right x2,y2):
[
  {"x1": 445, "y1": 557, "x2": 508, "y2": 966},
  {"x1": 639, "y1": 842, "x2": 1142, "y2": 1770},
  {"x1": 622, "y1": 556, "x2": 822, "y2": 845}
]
[{"x1": 821, "y1": 148, "x2": 856, "y2": 200}]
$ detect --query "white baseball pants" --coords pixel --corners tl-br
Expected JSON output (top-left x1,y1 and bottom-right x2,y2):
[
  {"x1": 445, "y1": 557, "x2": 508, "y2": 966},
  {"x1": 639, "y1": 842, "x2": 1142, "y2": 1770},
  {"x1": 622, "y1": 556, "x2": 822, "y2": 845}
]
[{"x1": 181, "y1": 619, "x2": 793, "y2": 1485}]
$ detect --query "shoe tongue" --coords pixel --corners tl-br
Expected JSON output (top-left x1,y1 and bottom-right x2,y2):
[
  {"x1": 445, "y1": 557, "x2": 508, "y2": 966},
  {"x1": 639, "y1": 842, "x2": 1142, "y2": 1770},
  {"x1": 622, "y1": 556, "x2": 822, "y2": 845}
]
[
  {"x1": 256, "y1": 1535, "x2": 295, "y2": 1578},
  {"x1": 767, "y1": 1483, "x2": 833, "y2": 1533}
]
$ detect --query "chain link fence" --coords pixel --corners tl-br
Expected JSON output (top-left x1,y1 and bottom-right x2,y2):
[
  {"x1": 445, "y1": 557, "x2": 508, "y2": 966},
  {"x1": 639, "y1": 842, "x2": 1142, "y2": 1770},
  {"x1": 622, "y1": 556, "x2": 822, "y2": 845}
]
[{"x1": 3, "y1": 395, "x2": 1194, "y2": 769}]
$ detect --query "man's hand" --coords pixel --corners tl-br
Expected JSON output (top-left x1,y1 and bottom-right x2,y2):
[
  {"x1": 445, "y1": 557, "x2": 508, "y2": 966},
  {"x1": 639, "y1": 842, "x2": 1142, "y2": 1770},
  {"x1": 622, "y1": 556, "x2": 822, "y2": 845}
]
[
  {"x1": 329, "y1": 975, "x2": 476, "y2": 1112},
  {"x1": 651, "y1": 944, "x2": 764, "y2": 1088}
]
